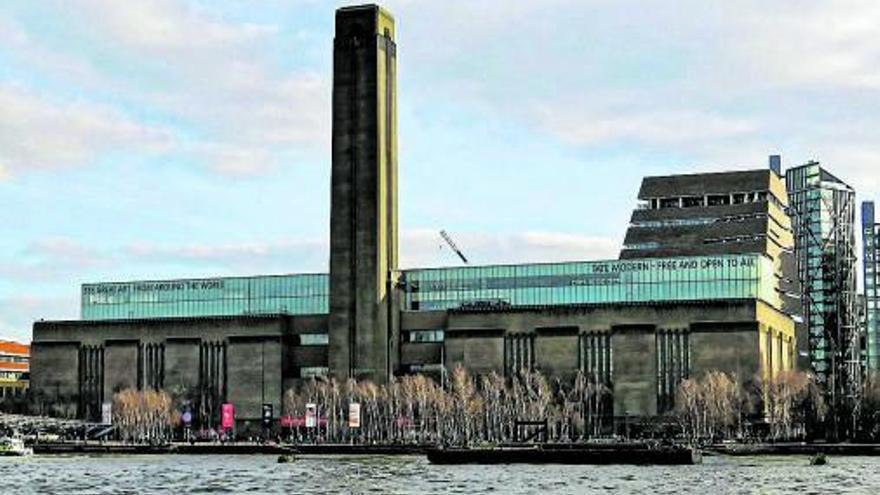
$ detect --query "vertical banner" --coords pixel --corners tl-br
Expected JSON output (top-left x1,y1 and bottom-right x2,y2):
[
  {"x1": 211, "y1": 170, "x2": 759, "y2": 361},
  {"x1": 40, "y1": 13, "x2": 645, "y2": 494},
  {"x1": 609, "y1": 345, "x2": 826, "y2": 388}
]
[
  {"x1": 101, "y1": 402, "x2": 112, "y2": 425},
  {"x1": 221, "y1": 403, "x2": 235, "y2": 430},
  {"x1": 262, "y1": 403, "x2": 273, "y2": 429},
  {"x1": 305, "y1": 403, "x2": 317, "y2": 428},
  {"x1": 348, "y1": 403, "x2": 361, "y2": 428}
]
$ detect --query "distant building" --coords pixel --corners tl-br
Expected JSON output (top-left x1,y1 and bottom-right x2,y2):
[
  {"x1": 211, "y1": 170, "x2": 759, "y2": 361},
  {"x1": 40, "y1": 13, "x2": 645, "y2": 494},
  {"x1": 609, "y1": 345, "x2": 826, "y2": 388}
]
[
  {"x1": 785, "y1": 162, "x2": 859, "y2": 407},
  {"x1": 30, "y1": 4, "x2": 796, "y2": 434},
  {"x1": 863, "y1": 201, "x2": 880, "y2": 371},
  {"x1": 0, "y1": 340, "x2": 30, "y2": 399}
]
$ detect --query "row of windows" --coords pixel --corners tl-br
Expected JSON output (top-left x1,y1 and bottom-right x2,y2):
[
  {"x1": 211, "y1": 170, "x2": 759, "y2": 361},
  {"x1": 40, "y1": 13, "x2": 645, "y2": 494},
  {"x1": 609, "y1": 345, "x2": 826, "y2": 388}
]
[
  {"x1": 0, "y1": 386, "x2": 26, "y2": 399},
  {"x1": 406, "y1": 257, "x2": 777, "y2": 311},
  {"x1": 300, "y1": 366, "x2": 329, "y2": 378},
  {"x1": 81, "y1": 255, "x2": 777, "y2": 320},
  {"x1": 866, "y1": 226, "x2": 880, "y2": 372},
  {"x1": 407, "y1": 255, "x2": 764, "y2": 286},
  {"x1": 630, "y1": 212, "x2": 769, "y2": 230},
  {"x1": 647, "y1": 192, "x2": 770, "y2": 210},
  {"x1": 703, "y1": 234, "x2": 766, "y2": 245},
  {"x1": 83, "y1": 274, "x2": 329, "y2": 320},
  {"x1": 85, "y1": 275, "x2": 329, "y2": 304},
  {"x1": 622, "y1": 242, "x2": 659, "y2": 251},
  {"x1": 406, "y1": 329, "x2": 445, "y2": 343},
  {"x1": 83, "y1": 295, "x2": 328, "y2": 320},
  {"x1": 0, "y1": 355, "x2": 28, "y2": 363},
  {"x1": 407, "y1": 280, "x2": 769, "y2": 311}
]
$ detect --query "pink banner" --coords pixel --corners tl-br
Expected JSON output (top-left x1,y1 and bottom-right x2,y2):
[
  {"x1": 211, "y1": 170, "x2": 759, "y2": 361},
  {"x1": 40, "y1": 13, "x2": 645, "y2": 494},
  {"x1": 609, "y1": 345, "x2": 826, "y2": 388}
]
[{"x1": 221, "y1": 403, "x2": 235, "y2": 430}]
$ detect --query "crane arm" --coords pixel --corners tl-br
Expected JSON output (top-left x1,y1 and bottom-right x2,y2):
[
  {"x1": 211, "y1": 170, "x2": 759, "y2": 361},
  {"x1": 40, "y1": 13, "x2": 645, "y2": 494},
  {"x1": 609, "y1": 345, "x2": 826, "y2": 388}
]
[{"x1": 440, "y1": 230, "x2": 469, "y2": 264}]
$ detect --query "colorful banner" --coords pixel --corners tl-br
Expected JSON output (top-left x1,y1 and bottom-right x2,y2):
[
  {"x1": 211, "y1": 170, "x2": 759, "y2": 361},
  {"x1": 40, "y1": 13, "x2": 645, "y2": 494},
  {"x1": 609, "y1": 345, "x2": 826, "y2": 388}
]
[
  {"x1": 262, "y1": 403, "x2": 273, "y2": 427},
  {"x1": 348, "y1": 403, "x2": 361, "y2": 428},
  {"x1": 221, "y1": 403, "x2": 235, "y2": 430},
  {"x1": 101, "y1": 402, "x2": 112, "y2": 425},
  {"x1": 305, "y1": 403, "x2": 317, "y2": 428}
]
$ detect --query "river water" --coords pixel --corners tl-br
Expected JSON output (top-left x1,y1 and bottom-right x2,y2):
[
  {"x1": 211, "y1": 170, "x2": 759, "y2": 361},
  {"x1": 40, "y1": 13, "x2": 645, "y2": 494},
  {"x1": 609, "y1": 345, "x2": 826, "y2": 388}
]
[{"x1": 1, "y1": 454, "x2": 877, "y2": 494}]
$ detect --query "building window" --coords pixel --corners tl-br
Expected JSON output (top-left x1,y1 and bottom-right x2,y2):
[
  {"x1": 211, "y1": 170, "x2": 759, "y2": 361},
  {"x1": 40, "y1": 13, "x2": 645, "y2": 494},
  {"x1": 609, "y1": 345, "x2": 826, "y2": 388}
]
[
  {"x1": 505, "y1": 334, "x2": 535, "y2": 375},
  {"x1": 298, "y1": 333, "x2": 329, "y2": 346},
  {"x1": 707, "y1": 194, "x2": 731, "y2": 206},
  {"x1": 659, "y1": 197, "x2": 680, "y2": 209},
  {"x1": 407, "y1": 363, "x2": 444, "y2": 373},
  {"x1": 622, "y1": 242, "x2": 660, "y2": 251},
  {"x1": 682, "y1": 196, "x2": 704, "y2": 208},
  {"x1": 407, "y1": 329, "x2": 444, "y2": 343},
  {"x1": 580, "y1": 332, "x2": 612, "y2": 385},
  {"x1": 703, "y1": 234, "x2": 767, "y2": 245},
  {"x1": 656, "y1": 329, "x2": 690, "y2": 413},
  {"x1": 300, "y1": 366, "x2": 329, "y2": 378}
]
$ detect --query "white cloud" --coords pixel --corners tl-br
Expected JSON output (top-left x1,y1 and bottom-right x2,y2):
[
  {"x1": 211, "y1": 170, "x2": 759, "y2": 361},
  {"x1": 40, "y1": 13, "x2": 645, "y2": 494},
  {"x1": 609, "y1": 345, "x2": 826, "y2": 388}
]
[
  {"x1": 721, "y1": 1, "x2": 880, "y2": 90},
  {"x1": 0, "y1": 85, "x2": 172, "y2": 176},
  {"x1": 66, "y1": 0, "x2": 331, "y2": 169},
  {"x1": 0, "y1": 237, "x2": 113, "y2": 282},
  {"x1": 400, "y1": 229, "x2": 619, "y2": 268},
  {"x1": 193, "y1": 143, "x2": 275, "y2": 176},
  {"x1": 819, "y1": 146, "x2": 880, "y2": 192},
  {"x1": 80, "y1": 0, "x2": 276, "y2": 52},
  {"x1": 0, "y1": 295, "x2": 79, "y2": 343},
  {"x1": 1, "y1": 0, "x2": 329, "y2": 178},
  {"x1": 535, "y1": 107, "x2": 757, "y2": 146},
  {"x1": 124, "y1": 237, "x2": 329, "y2": 274},
  {"x1": 0, "y1": 16, "x2": 112, "y2": 91},
  {"x1": 0, "y1": 228, "x2": 620, "y2": 287},
  {"x1": 440, "y1": 0, "x2": 880, "y2": 197}
]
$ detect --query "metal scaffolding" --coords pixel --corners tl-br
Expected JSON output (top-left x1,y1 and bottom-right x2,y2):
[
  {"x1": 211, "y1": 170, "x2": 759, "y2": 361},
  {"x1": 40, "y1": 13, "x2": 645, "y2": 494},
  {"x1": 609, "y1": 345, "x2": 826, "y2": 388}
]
[{"x1": 786, "y1": 162, "x2": 861, "y2": 439}]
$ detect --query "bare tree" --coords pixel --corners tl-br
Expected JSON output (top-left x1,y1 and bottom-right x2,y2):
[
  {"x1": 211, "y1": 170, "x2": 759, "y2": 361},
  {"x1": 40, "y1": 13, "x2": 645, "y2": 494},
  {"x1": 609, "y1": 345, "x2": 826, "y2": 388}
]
[
  {"x1": 761, "y1": 370, "x2": 824, "y2": 441},
  {"x1": 112, "y1": 388, "x2": 173, "y2": 443}
]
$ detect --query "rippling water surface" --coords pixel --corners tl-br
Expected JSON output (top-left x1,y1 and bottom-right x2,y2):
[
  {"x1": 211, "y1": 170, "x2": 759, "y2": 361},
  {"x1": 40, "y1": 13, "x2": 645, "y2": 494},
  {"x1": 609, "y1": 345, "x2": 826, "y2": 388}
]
[{"x1": 2, "y1": 454, "x2": 878, "y2": 494}]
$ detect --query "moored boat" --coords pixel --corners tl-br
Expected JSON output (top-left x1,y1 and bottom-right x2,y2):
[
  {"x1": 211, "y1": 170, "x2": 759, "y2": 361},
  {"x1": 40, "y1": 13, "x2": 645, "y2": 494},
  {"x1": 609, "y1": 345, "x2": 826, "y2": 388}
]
[{"x1": 0, "y1": 437, "x2": 33, "y2": 457}]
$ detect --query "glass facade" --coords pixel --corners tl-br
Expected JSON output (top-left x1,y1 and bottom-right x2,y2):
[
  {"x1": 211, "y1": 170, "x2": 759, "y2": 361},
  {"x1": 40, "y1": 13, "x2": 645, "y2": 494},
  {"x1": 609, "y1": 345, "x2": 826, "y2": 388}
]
[
  {"x1": 81, "y1": 254, "x2": 779, "y2": 321},
  {"x1": 786, "y1": 162, "x2": 857, "y2": 383},
  {"x1": 864, "y1": 201, "x2": 880, "y2": 370},
  {"x1": 82, "y1": 274, "x2": 329, "y2": 320},
  {"x1": 402, "y1": 254, "x2": 778, "y2": 311}
]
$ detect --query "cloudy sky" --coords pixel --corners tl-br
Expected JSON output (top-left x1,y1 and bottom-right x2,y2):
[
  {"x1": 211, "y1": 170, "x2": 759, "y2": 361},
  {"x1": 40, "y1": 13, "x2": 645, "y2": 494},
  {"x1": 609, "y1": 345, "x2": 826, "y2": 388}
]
[{"x1": 2, "y1": 0, "x2": 879, "y2": 342}]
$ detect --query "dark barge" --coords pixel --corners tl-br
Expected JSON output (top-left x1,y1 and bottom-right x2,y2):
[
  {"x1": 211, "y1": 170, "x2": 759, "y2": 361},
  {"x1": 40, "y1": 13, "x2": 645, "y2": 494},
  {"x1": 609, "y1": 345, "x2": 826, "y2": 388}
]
[{"x1": 427, "y1": 443, "x2": 702, "y2": 465}]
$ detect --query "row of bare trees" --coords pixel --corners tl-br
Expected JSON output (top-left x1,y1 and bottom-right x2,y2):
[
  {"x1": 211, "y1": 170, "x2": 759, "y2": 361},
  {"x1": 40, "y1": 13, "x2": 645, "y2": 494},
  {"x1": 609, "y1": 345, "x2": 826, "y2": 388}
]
[
  {"x1": 283, "y1": 367, "x2": 611, "y2": 446},
  {"x1": 37, "y1": 368, "x2": 853, "y2": 444},
  {"x1": 675, "y1": 370, "x2": 826, "y2": 442},
  {"x1": 112, "y1": 388, "x2": 177, "y2": 443},
  {"x1": 282, "y1": 368, "x2": 830, "y2": 446}
]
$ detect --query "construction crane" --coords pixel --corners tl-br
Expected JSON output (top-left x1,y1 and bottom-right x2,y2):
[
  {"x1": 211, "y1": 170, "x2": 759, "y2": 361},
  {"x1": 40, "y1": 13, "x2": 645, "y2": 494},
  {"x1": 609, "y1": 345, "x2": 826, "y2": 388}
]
[{"x1": 439, "y1": 230, "x2": 469, "y2": 264}]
